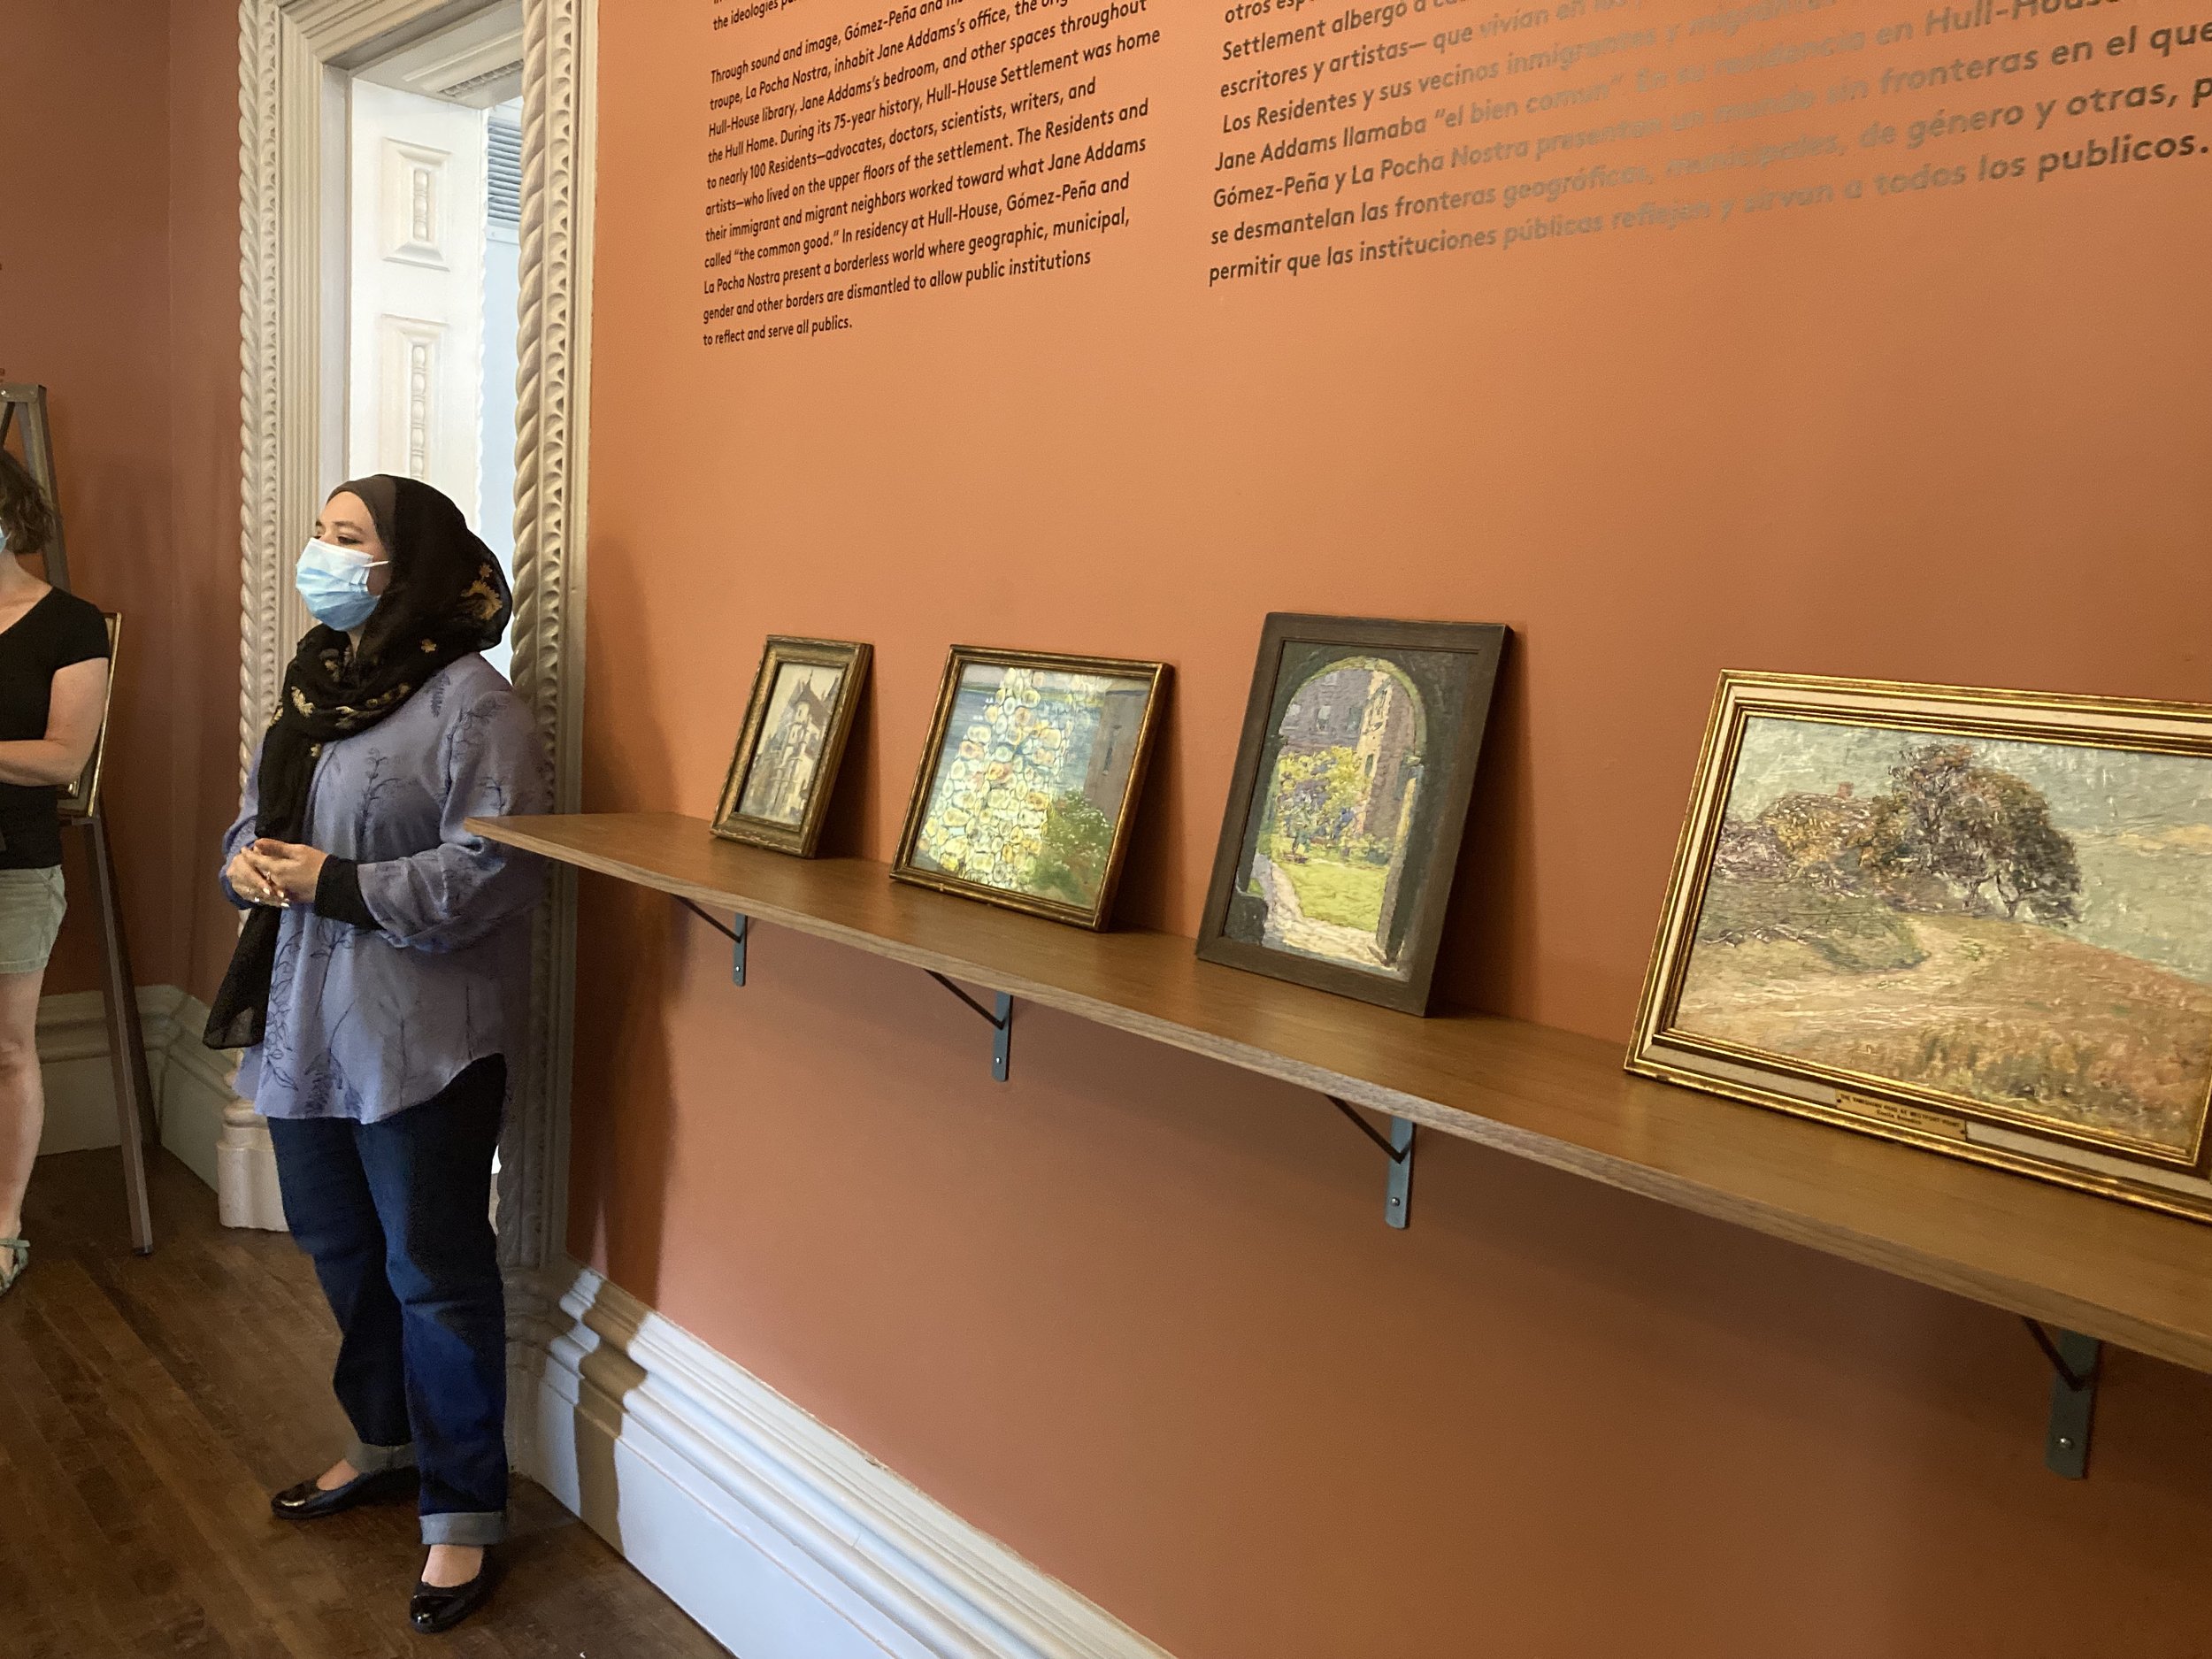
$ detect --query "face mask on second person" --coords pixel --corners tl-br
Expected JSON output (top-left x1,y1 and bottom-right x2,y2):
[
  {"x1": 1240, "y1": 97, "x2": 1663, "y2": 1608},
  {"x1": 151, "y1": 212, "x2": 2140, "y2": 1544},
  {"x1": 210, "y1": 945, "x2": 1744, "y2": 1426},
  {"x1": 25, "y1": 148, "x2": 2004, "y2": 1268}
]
[{"x1": 295, "y1": 539, "x2": 388, "y2": 632}]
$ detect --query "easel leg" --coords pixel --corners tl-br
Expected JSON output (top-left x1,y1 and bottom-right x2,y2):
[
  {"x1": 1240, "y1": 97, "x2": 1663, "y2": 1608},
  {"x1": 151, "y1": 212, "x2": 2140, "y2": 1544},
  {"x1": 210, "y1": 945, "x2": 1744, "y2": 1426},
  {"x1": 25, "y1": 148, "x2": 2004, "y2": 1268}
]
[{"x1": 85, "y1": 812, "x2": 154, "y2": 1254}]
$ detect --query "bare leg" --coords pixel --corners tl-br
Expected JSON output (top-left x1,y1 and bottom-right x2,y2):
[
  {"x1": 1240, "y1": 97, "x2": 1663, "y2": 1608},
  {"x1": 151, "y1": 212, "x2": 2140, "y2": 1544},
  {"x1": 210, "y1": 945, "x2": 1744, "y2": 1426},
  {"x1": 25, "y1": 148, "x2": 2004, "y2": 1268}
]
[
  {"x1": 0, "y1": 965, "x2": 50, "y2": 1242},
  {"x1": 315, "y1": 1458, "x2": 360, "y2": 1491}
]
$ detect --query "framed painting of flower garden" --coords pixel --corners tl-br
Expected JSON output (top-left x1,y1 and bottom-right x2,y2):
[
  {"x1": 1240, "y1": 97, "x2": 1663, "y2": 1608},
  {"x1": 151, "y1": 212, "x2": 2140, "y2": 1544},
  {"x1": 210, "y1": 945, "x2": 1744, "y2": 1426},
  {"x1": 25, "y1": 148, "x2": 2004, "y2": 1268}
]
[
  {"x1": 1196, "y1": 615, "x2": 1509, "y2": 1014},
  {"x1": 893, "y1": 647, "x2": 1169, "y2": 929},
  {"x1": 1630, "y1": 671, "x2": 2212, "y2": 1223}
]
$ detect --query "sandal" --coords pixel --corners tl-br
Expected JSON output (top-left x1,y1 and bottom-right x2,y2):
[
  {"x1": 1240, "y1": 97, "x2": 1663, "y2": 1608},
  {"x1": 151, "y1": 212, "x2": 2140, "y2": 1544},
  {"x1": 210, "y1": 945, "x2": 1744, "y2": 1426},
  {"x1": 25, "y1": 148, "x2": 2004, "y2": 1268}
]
[{"x1": 0, "y1": 1238, "x2": 25, "y2": 1299}]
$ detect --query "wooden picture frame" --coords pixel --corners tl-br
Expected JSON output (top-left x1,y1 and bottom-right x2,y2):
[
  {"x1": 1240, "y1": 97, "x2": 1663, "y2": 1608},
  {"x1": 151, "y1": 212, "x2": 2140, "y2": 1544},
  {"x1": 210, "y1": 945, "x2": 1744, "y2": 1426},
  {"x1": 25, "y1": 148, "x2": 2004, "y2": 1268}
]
[
  {"x1": 893, "y1": 645, "x2": 1169, "y2": 930},
  {"x1": 57, "y1": 613, "x2": 119, "y2": 823},
  {"x1": 1196, "y1": 614, "x2": 1509, "y2": 1015},
  {"x1": 1630, "y1": 671, "x2": 2212, "y2": 1224},
  {"x1": 710, "y1": 637, "x2": 871, "y2": 856}
]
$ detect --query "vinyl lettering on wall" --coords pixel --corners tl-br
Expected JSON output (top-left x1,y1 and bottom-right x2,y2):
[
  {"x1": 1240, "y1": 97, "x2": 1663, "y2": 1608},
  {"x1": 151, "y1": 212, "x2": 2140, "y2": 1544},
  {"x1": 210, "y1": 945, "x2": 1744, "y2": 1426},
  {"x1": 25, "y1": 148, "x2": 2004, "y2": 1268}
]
[
  {"x1": 699, "y1": 0, "x2": 2212, "y2": 340},
  {"x1": 702, "y1": 0, "x2": 1159, "y2": 343},
  {"x1": 1205, "y1": 0, "x2": 2211, "y2": 282}
]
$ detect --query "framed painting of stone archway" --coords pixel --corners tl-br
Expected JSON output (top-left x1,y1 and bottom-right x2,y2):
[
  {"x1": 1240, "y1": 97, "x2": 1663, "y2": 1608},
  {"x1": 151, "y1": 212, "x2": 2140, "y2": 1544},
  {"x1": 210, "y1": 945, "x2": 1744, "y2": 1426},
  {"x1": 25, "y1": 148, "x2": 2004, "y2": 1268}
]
[
  {"x1": 1197, "y1": 615, "x2": 1509, "y2": 1014},
  {"x1": 1630, "y1": 672, "x2": 2212, "y2": 1223}
]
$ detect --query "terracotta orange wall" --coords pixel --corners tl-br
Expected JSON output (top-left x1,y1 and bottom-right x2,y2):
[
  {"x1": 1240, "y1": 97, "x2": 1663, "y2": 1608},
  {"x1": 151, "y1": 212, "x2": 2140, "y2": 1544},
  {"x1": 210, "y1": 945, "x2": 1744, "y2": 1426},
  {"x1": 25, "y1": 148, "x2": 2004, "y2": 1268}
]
[
  {"x1": 0, "y1": 0, "x2": 177, "y2": 995},
  {"x1": 0, "y1": 1, "x2": 242, "y2": 1006},
  {"x1": 572, "y1": 3, "x2": 2212, "y2": 1654},
  {"x1": 168, "y1": 0, "x2": 255, "y2": 1008}
]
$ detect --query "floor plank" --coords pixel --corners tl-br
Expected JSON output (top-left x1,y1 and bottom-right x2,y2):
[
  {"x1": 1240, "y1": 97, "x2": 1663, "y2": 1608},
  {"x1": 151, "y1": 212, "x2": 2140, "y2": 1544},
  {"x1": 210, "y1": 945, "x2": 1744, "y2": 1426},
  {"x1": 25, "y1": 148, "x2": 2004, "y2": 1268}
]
[{"x1": 0, "y1": 1148, "x2": 733, "y2": 1659}]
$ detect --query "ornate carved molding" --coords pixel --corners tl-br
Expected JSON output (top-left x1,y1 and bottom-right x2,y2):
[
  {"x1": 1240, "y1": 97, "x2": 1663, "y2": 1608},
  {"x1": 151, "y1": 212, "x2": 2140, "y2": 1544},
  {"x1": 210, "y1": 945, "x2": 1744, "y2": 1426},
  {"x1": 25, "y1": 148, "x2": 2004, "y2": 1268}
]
[
  {"x1": 236, "y1": 0, "x2": 285, "y2": 778},
  {"x1": 501, "y1": 0, "x2": 595, "y2": 1275},
  {"x1": 234, "y1": 0, "x2": 594, "y2": 1273}
]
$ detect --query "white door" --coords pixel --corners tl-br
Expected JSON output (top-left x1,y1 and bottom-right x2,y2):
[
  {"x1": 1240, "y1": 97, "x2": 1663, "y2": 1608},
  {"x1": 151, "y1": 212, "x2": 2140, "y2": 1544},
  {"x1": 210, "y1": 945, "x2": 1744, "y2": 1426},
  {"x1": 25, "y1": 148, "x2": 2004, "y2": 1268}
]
[{"x1": 345, "y1": 80, "x2": 489, "y2": 526}]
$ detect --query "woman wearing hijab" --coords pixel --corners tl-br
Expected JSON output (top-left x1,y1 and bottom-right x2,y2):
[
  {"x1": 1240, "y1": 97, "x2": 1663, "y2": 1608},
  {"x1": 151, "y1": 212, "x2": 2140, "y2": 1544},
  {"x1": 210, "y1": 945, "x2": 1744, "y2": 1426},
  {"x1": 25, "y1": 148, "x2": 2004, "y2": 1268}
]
[
  {"x1": 0, "y1": 449, "x2": 111, "y2": 1302},
  {"x1": 210, "y1": 475, "x2": 547, "y2": 1635}
]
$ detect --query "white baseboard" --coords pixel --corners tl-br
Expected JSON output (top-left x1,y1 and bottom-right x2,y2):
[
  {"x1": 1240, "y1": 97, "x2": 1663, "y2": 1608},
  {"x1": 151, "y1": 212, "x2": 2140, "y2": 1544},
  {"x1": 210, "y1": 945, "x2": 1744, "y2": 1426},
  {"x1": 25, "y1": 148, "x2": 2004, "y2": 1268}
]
[
  {"x1": 34, "y1": 985, "x2": 281, "y2": 1230},
  {"x1": 35, "y1": 986, "x2": 180, "y2": 1156},
  {"x1": 214, "y1": 1096, "x2": 288, "y2": 1232},
  {"x1": 160, "y1": 1013, "x2": 237, "y2": 1191},
  {"x1": 513, "y1": 1263, "x2": 1176, "y2": 1659}
]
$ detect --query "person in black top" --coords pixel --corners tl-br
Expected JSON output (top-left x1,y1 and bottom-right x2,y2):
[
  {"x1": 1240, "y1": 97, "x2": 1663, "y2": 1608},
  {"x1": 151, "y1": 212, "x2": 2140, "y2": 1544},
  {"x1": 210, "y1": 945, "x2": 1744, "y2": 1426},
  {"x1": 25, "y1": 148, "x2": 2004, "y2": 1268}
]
[{"x1": 0, "y1": 449, "x2": 111, "y2": 1300}]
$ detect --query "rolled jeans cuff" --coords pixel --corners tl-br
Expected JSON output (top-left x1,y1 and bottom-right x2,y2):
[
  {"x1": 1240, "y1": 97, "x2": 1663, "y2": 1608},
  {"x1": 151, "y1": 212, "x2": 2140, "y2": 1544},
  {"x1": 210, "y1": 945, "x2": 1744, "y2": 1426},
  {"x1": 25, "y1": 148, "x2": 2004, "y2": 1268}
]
[
  {"x1": 347, "y1": 1440, "x2": 417, "y2": 1475},
  {"x1": 421, "y1": 1509, "x2": 508, "y2": 1547}
]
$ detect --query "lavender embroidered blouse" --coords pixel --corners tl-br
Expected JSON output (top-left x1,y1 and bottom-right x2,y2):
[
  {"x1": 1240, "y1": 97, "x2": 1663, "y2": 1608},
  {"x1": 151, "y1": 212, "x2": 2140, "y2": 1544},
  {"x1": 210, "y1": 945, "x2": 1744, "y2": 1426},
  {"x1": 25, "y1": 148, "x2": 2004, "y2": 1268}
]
[{"x1": 219, "y1": 655, "x2": 550, "y2": 1122}]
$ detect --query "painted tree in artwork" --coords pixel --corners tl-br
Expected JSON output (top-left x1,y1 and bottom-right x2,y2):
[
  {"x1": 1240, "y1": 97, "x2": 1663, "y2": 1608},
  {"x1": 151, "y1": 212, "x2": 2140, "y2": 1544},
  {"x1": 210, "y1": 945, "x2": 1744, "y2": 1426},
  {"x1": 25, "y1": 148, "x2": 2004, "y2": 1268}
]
[
  {"x1": 1859, "y1": 743, "x2": 2083, "y2": 924},
  {"x1": 1718, "y1": 742, "x2": 2085, "y2": 951}
]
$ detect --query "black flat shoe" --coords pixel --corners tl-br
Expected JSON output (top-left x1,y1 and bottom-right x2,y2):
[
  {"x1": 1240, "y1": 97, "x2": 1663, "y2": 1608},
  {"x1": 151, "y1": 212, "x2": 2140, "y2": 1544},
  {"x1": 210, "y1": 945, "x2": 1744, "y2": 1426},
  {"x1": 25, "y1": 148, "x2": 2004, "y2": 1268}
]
[
  {"x1": 410, "y1": 1557, "x2": 498, "y2": 1635},
  {"x1": 269, "y1": 1465, "x2": 418, "y2": 1521}
]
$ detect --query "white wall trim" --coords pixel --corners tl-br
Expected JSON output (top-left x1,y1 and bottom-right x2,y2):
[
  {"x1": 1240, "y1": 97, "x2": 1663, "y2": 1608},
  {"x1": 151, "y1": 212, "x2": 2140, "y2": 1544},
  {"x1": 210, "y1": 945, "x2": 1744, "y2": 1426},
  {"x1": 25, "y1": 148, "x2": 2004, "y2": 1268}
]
[
  {"x1": 496, "y1": 0, "x2": 594, "y2": 1282},
  {"x1": 35, "y1": 987, "x2": 184, "y2": 1156},
  {"x1": 35, "y1": 986, "x2": 280, "y2": 1228},
  {"x1": 512, "y1": 1263, "x2": 1178, "y2": 1659}
]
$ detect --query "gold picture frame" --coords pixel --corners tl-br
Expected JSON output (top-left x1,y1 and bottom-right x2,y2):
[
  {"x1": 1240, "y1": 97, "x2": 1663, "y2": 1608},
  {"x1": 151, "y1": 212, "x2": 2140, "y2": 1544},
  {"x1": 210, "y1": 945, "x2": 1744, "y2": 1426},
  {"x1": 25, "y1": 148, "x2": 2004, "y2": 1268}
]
[
  {"x1": 892, "y1": 646, "x2": 1169, "y2": 930},
  {"x1": 1630, "y1": 670, "x2": 2212, "y2": 1224},
  {"x1": 710, "y1": 637, "x2": 871, "y2": 856}
]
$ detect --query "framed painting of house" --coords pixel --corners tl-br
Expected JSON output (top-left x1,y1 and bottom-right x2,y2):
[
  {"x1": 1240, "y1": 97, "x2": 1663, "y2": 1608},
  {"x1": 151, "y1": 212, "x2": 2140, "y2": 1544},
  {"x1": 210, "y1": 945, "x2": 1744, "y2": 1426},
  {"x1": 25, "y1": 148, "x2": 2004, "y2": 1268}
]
[
  {"x1": 893, "y1": 646, "x2": 1170, "y2": 929},
  {"x1": 1630, "y1": 671, "x2": 2212, "y2": 1224},
  {"x1": 711, "y1": 637, "x2": 871, "y2": 856},
  {"x1": 1196, "y1": 615, "x2": 1509, "y2": 1014}
]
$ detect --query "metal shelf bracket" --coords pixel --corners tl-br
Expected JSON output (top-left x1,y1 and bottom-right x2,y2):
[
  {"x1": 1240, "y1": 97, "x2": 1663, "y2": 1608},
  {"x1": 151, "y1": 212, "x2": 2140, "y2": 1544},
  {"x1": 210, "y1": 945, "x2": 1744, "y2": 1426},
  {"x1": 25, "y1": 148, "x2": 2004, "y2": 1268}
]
[
  {"x1": 2024, "y1": 1319, "x2": 2101, "y2": 1479},
  {"x1": 928, "y1": 972, "x2": 1013, "y2": 1082},
  {"x1": 1325, "y1": 1096, "x2": 1416, "y2": 1229},
  {"x1": 680, "y1": 900, "x2": 1008, "y2": 1075},
  {"x1": 679, "y1": 899, "x2": 749, "y2": 986}
]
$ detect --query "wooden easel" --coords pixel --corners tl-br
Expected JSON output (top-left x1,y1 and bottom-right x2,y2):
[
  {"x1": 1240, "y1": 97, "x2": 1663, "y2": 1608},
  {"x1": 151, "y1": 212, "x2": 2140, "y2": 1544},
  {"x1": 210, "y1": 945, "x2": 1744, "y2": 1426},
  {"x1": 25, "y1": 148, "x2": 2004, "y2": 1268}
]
[{"x1": 1, "y1": 383, "x2": 157, "y2": 1254}]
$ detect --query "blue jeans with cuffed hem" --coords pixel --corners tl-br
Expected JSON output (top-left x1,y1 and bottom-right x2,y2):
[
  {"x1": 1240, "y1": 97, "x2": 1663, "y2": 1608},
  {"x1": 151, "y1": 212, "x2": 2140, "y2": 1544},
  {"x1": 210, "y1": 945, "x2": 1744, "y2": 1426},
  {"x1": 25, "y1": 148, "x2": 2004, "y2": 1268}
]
[{"x1": 269, "y1": 1057, "x2": 509, "y2": 1547}]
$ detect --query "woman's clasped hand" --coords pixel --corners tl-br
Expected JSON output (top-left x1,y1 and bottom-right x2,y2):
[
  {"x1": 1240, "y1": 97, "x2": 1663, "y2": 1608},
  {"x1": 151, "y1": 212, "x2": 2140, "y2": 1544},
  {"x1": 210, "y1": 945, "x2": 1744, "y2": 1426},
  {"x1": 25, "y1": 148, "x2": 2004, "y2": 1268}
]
[{"x1": 223, "y1": 838, "x2": 327, "y2": 907}]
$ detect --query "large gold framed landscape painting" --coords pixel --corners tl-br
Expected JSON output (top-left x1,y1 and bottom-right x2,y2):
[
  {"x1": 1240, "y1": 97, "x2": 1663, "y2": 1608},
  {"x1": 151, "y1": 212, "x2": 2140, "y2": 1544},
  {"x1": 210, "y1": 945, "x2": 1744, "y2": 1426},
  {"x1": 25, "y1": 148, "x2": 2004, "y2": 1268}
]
[{"x1": 1631, "y1": 672, "x2": 2212, "y2": 1223}]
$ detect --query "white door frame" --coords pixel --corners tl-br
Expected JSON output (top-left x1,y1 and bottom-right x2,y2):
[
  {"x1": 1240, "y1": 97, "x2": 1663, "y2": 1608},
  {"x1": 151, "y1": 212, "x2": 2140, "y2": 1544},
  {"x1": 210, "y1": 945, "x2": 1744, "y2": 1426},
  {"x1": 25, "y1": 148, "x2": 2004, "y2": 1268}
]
[{"x1": 234, "y1": 0, "x2": 595, "y2": 1289}]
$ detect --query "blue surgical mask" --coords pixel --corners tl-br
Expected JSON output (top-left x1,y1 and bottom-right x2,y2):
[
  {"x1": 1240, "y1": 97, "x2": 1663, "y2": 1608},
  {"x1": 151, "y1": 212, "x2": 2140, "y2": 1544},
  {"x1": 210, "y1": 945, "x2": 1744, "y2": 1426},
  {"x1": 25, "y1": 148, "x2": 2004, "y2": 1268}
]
[{"x1": 296, "y1": 538, "x2": 388, "y2": 631}]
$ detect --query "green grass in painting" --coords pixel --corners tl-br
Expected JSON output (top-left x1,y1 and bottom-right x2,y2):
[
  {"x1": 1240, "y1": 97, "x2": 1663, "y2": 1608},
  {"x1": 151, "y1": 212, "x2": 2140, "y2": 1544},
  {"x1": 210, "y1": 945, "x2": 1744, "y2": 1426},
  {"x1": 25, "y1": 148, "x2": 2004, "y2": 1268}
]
[
  {"x1": 1695, "y1": 877, "x2": 1925, "y2": 973},
  {"x1": 1269, "y1": 834, "x2": 1387, "y2": 930}
]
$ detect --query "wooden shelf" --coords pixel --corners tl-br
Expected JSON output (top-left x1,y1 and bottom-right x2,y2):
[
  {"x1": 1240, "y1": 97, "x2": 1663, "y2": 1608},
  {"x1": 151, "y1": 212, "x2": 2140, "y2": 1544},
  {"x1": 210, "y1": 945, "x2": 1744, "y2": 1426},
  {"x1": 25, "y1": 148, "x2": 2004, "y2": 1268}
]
[{"x1": 473, "y1": 811, "x2": 2212, "y2": 1374}]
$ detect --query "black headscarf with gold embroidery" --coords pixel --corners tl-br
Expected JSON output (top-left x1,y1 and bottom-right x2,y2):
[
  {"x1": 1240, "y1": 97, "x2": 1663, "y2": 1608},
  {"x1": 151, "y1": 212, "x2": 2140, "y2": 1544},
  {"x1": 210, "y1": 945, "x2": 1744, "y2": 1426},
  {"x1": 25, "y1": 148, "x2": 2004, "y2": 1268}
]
[{"x1": 205, "y1": 475, "x2": 512, "y2": 1049}]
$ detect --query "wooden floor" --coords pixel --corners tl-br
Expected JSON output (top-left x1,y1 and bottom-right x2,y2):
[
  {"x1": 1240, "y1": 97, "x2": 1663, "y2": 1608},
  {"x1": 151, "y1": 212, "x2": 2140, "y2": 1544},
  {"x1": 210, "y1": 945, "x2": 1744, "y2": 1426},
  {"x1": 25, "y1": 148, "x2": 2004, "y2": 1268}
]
[{"x1": 0, "y1": 1148, "x2": 732, "y2": 1659}]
